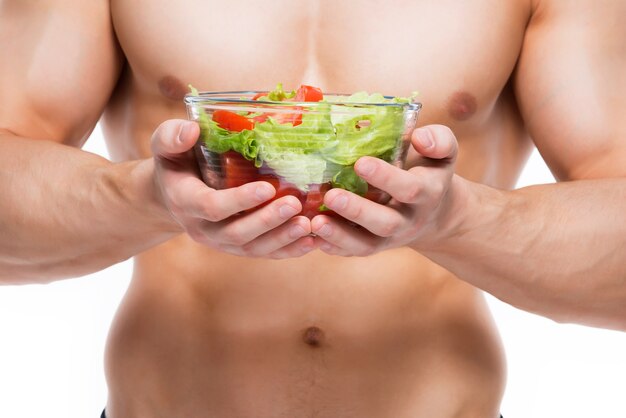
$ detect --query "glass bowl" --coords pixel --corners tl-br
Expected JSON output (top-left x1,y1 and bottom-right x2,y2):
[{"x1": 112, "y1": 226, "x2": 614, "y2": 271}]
[{"x1": 184, "y1": 90, "x2": 422, "y2": 218}]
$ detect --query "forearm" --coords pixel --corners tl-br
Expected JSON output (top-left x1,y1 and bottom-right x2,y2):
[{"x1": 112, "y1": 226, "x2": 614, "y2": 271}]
[
  {"x1": 419, "y1": 176, "x2": 626, "y2": 330},
  {"x1": 0, "y1": 134, "x2": 180, "y2": 284}
]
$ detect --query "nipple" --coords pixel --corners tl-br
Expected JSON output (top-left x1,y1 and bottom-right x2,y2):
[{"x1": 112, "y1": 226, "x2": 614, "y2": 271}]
[
  {"x1": 302, "y1": 326, "x2": 325, "y2": 347},
  {"x1": 158, "y1": 75, "x2": 188, "y2": 101},
  {"x1": 447, "y1": 91, "x2": 478, "y2": 121}
]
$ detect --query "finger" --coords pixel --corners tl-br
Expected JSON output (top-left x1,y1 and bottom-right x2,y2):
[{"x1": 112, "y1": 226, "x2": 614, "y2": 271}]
[
  {"x1": 237, "y1": 216, "x2": 312, "y2": 257},
  {"x1": 311, "y1": 215, "x2": 384, "y2": 256},
  {"x1": 206, "y1": 195, "x2": 303, "y2": 245},
  {"x1": 312, "y1": 242, "x2": 354, "y2": 257},
  {"x1": 319, "y1": 188, "x2": 405, "y2": 237},
  {"x1": 354, "y1": 157, "x2": 429, "y2": 204},
  {"x1": 181, "y1": 180, "x2": 276, "y2": 221},
  {"x1": 411, "y1": 125, "x2": 458, "y2": 162},
  {"x1": 266, "y1": 235, "x2": 318, "y2": 259},
  {"x1": 151, "y1": 119, "x2": 200, "y2": 158}
]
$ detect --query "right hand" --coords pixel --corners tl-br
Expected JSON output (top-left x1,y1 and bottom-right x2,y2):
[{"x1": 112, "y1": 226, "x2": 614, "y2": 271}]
[{"x1": 151, "y1": 119, "x2": 315, "y2": 259}]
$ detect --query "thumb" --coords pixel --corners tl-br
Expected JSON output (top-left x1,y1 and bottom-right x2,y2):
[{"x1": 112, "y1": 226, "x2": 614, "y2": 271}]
[
  {"x1": 411, "y1": 124, "x2": 458, "y2": 162},
  {"x1": 151, "y1": 119, "x2": 200, "y2": 158}
]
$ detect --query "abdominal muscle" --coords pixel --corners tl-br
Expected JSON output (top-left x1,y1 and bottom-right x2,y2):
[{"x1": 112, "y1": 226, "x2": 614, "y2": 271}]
[
  {"x1": 103, "y1": 231, "x2": 506, "y2": 418},
  {"x1": 99, "y1": 42, "x2": 516, "y2": 415}
]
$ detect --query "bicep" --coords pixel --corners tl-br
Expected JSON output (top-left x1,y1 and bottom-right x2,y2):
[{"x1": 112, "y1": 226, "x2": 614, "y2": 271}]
[
  {"x1": 514, "y1": 0, "x2": 626, "y2": 181},
  {"x1": 0, "y1": 0, "x2": 123, "y2": 145}
]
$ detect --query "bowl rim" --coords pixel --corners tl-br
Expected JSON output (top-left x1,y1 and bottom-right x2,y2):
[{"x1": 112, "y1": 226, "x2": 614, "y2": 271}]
[{"x1": 184, "y1": 90, "x2": 422, "y2": 111}]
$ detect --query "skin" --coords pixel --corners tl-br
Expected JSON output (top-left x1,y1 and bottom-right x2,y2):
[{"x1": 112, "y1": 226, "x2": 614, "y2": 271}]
[{"x1": 0, "y1": 0, "x2": 624, "y2": 417}]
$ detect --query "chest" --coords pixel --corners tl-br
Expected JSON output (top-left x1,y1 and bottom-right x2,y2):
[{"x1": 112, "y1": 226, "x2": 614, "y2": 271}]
[{"x1": 111, "y1": 0, "x2": 530, "y2": 126}]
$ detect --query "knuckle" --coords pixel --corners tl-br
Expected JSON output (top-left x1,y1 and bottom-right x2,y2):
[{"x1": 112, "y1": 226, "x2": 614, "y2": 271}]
[
  {"x1": 150, "y1": 121, "x2": 171, "y2": 149},
  {"x1": 201, "y1": 200, "x2": 223, "y2": 222},
  {"x1": 430, "y1": 181, "x2": 446, "y2": 200},
  {"x1": 259, "y1": 208, "x2": 278, "y2": 229},
  {"x1": 376, "y1": 168, "x2": 393, "y2": 186},
  {"x1": 379, "y1": 219, "x2": 402, "y2": 237},
  {"x1": 400, "y1": 183, "x2": 422, "y2": 203},
  {"x1": 360, "y1": 248, "x2": 376, "y2": 257},
  {"x1": 268, "y1": 251, "x2": 286, "y2": 260},
  {"x1": 186, "y1": 227, "x2": 206, "y2": 244},
  {"x1": 220, "y1": 225, "x2": 247, "y2": 246},
  {"x1": 346, "y1": 200, "x2": 364, "y2": 221},
  {"x1": 238, "y1": 246, "x2": 257, "y2": 258},
  {"x1": 168, "y1": 205, "x2": 185, "y2": 222}
]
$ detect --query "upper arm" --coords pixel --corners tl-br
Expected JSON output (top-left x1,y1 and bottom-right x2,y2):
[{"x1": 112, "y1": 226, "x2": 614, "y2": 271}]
[
  {"x1": 0, "y1": 0, "x2": 123, "y2": 145},
  {"x1": 514, "y1": 0, "x2": 626, "y2": 181}
]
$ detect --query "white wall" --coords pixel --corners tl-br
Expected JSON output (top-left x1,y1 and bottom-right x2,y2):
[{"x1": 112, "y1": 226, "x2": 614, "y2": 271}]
[{"x1": 0, "y1": 126, "x2": 624, "y2": 418}]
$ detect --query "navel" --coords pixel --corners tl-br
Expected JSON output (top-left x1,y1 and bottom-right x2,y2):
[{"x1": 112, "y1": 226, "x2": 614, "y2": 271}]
[
  {"x1": 158, "y1": 75, "x2": 188, "y2": 101},
  {"x1": 447, "y1": 91, "x2": 478, "y2": 121},
  {"x1": 302, "y1": 326, "x2": 325, "y2": 348}
]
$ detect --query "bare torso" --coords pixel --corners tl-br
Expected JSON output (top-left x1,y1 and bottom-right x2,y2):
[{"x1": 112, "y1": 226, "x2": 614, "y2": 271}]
[{"x1": 102, "y1": 1, "x2": 534, "y2": 417}]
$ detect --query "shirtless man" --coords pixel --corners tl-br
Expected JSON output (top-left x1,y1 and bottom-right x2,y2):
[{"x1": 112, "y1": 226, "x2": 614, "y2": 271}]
[{"x1": 1, "y1": 0, "x2": 625, "y2": 417}]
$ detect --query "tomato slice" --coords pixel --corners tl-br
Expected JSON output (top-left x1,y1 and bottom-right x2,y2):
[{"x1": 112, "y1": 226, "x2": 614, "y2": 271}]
[
  {"x1": 251, "y1": 85, "x2": 323, "y2": 127},
  {"x1": 252, "y1": 108, "x2": 303, "y2": 126},
  {"x1": 273, "y1": 111, "x2": 302, "y2": 126},
  {"x1": 222, "y1": 151, "x2": 258, "y2": 188},
  {"x1": 212, "y1": 110, "x2": 255, "y2": 132},
  {"x1": 294, "y1": 85, "x2": 324, "y2": 102}
]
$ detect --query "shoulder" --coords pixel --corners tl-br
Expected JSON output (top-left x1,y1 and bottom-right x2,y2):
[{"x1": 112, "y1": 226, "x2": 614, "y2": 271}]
[
  {"x1": 515, "y1": 0, "x2": 626, "y2": 181},
  {"x1": 0, "y1": 0, "x2": 124, "y2": 145}
]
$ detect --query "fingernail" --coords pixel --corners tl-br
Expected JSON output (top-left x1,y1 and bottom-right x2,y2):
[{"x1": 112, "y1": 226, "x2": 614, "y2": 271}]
[
  {"x1": 415, "y1": 128, "x2": 434, "y2": 149},
  {"x1": 255, "y1": 185, "x2": 274, "y2": 201},
  {"x1": 178, "y1": 122, "x2": 193, "y2": 143},
  {"x1": 357, "y1": 159, "x2": 375, "y2": 177},
  {"x1": 320, "y1": 243, "x2": 333, "y2": 252},
  {"x1": 317, "y1": 224, "x2": 332, "y2": 237},
  {"x1": 279, "y1": 204, "x2": 298, "y2": 219},
  {"x1": 289, "y1": 225, "x2": 307, "y2": 238},
  {"x1": 330, "y1": 194, "x2": 348, "y2": 210}
]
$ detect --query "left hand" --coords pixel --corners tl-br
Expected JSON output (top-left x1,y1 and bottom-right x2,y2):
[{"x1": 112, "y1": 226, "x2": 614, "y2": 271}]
[{"x1": 310, "y1": 124, "x2": 463, "y2": 256}]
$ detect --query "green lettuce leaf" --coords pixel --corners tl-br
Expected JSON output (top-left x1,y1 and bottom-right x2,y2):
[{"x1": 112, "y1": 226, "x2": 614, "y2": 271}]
[
  {"x1": 255, "y1": 83, "x2": 297, "y2": 102},
  {"x1": 322, "y1": 92, "x2": 406, "y2": 165},
  {"x1": 187, "y1": 85, "x2": 413, "y2": 193},
  {"x1": 188, "y1": 85, "x2": 259, "y2": 162},
  {"x1": 253, "y1": 105, "x2": 338, "y2": 190},
  {"x1": 203, "y1": 119, "x2": 259, "y2": 161},
  {"x1": 331, "y1": 166, "x2": 368, "y2": 196},
  {"x1": 260, "y1": 152, "x2": 328, "y2": 191}
]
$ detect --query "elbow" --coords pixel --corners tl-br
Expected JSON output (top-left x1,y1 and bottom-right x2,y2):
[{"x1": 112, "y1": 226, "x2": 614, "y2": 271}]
[
  {"x1": 508, "y1": 277, "x2": 626, "y2": 331},
  {"x1": 522, "y1": 295, "x2": 626, "y2": 332},
  {"x1": 0, "y1": 265, "x2": 62, "y2": 286},
  {"x1": 548, "y1": 311, "x2": 626, "y2": 332}
]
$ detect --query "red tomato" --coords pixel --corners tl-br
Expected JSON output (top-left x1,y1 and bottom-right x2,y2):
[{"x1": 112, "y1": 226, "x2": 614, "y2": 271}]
[
  {"x1": 252, "y1": 109, "x2": 303, "y2": 126},
  {"x1": 251, "y1": 85, "x2": 323, "y2": 127},
  {"x1": 294, "y1": 85, "x2": 324, "y2": 102},
  {"x1": 212, "y1": 110, "x2": 255, "y2": 132},
  {"x1": 259, "y1": 176, "x2": 303, "y2": 201},
  {"x1": 222, "y1": 151, "x2": 258, "y2": 188},
  {"x1": 301, "y1": 183, "x2": 332, "y2": 218},
  {"x1": 273, "y1": 111, "x2": 303, "y2": 126},
  {"x1": 364, "y1": 188, "x2": 391, "y2": 205}
]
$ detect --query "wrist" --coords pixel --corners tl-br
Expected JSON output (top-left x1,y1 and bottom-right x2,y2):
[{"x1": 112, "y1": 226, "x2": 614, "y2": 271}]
[
  {"x1": 411, "y1": 175, "x2": 505, "y2": 253},
  {"x1": 98, "y1": 159, "x2": 182, "y2": 234}
]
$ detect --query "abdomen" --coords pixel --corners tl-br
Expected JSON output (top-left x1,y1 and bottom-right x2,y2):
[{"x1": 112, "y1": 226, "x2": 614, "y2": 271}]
[{"x1": 104, "y1": 236, "x2": 505, "y2": 418}]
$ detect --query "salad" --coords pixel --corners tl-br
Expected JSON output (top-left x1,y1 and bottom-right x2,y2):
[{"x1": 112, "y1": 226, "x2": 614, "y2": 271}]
[{"x1": 187, "y1": 84, "x2": 419, "y2": 217}]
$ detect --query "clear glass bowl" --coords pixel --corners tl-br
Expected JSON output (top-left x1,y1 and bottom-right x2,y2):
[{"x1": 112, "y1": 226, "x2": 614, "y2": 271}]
[{"x1": 184, "y1": 91, "x2": 422, "y2": 218}]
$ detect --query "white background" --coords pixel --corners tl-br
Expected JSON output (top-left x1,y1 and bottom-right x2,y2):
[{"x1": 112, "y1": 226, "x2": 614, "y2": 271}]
[{"x1": 1, "y1": 126, "x2": 625, "y2": 418}]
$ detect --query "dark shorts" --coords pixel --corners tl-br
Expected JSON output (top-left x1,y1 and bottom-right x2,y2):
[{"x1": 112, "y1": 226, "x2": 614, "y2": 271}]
[{"x1": 101, "y1": 410, "x2": 502, "y2": 417}]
